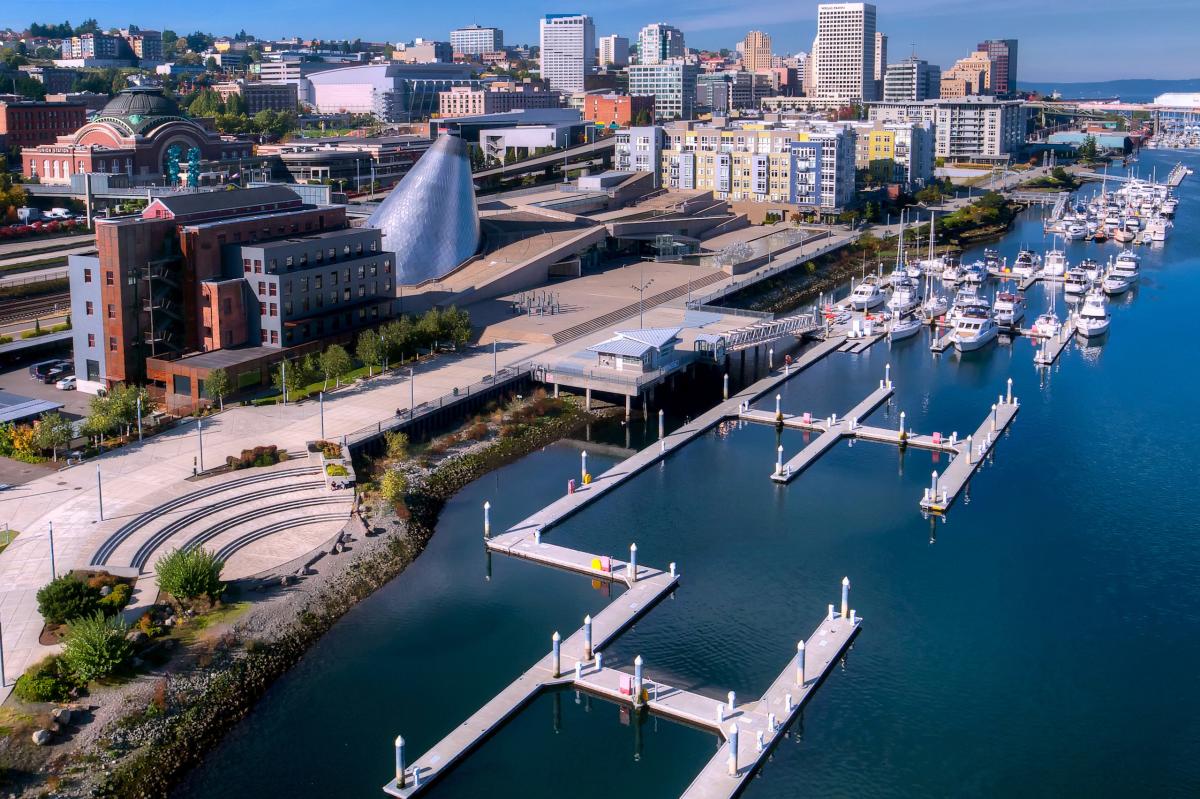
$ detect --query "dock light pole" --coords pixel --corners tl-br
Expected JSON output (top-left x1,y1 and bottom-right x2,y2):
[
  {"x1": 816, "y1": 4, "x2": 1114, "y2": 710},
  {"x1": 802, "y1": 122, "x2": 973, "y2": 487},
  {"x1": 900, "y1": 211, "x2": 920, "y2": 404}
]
[
  {"x1": 658, "y1": 409, "x2": 664, "y2": 440},
  {"x1": 931, "y1": 471, "x2": 939, "y2": 500},
  {"x1": 723, "y1": 373, "x2": 729, "y2": 401},
  {"x1": 197, "y1": 418, "x2": 205, "y2": 472},
  {"x1": 991, "y1": 403, "x2": 998, "y2": 432},
  {"x1": 1007, "y1": 378, "x2": 1013, "y2": 405},
  {"x1": 633, "y1": 656, "x2": 644, "y2": 706},
  {"x1": 483, "y1": 501, "x2": 491, "y2": 539},
  {"x1": 628, "y1": 543, "x2": 638, "y2": 583},
  {"x1": 583, "y1": 615, "x2": 593, "y2": 660},
  {"x1": 96, "y1": 465, "x2": 103, "y2": 522},
  {"x1": 394, "y1": 735, "x2": 406, "y2": 788},
  {"x1": 319, "y1": 392, "x2": 325, "y2": 439},
  {"x1": 775, "y1": 445, "x2": 784, "y2": 477},
  {"x1": 552, "y1": 632, "x2": 562, "y2": 678},
  {"x1": 841, "y1": 577, "x2": 851, "y2": 620},
  {"x1": 48, "y1": 522, "x2": 55, "y2": 580},
  {"x1": 796, "y1": 640, "x2": 806, "y2": 686},
  {"x1": 727, "y1": 724, "x2": 740, "y2": 776},
  {"x1": 581, "y1": 450, "x2": 588, "y2": 482},
  {"x1": 885, "y1": 362, "x2": 891, "y2": 388}
]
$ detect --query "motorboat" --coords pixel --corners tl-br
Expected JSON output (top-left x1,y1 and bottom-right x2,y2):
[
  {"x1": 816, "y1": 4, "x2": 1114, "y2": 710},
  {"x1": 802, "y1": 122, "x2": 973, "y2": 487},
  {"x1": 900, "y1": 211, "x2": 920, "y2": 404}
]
[
  {"x1": 887, "y1": 277, "x2": 921, "y2": 315},
  {"x1": 948, "y1": 285, "x2": 990, "y2": 324},
  {"x1": 961, "y1": 261, "x2": 987, "y2": 286},
  {"x1": 983, "y1": 249, "x2": 1001, "y2": 272},
  {"x1": 889, "y1": 315, "x2": 923, "y2": 342},
  {"x1": 1063, "y1": 268, "x2": 1091, "y2": 295},
  {"x1": 953, "y1": 308, "x2": 999, "y2": 352},
  {"x1": 1043, "y1": 244, "x2": 1068, "y2": 278},
  {"x1": 921, "y1": 293, "x2": 950, "y2": 321},
  {"x1": 1112, "y1": 249, "x2": 1140, "y2": 282},
  {"x1": 941, "y1": 257, "x2": 963, "y2": 284},
  {"x1": 850, "y1": 275, "x2": 886, "y2": 310},
  {"x1": 1012, "y1": 249, "x2": 1039, "y2": 279},
  {"x1": 1113, "y1": 227, "x2": 1135, "y2": 243},
  {"x1": 992, "y1": 291, "x2": 1026, "y2": 326},
  {"x1": 1064, "y1": 223, "x2": 1088, "y2": 241},
  {"x1": 1079, "y1": 258, "x2": 1101, "y2": 282},
  {"x1": 1031, "y1": 312, "x2": 1062, "y2": 338},
  {"x1": 1101, "y1": 270, "x2": 1132, "y2": 295},
  {"x1": 1075, "y1": 289, "x2": 1111, "y2": 337}
]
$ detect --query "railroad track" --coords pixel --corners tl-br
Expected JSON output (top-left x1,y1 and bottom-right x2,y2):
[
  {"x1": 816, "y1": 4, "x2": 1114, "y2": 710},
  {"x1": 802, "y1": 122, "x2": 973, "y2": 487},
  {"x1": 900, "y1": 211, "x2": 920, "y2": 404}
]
[{"x1": 0, "y1": 292, "x2": 71, "y2": 325}]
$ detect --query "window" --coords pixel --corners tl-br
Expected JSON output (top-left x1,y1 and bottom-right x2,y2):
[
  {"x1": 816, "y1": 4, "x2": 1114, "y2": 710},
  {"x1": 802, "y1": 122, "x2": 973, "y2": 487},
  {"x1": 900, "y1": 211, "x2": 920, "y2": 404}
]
[
  {"x1": 87, "y1": 333, "x2": 95, "y2": 347},
  {"x1": 285, "y1": 256, "x2": 293, "y2": 267},
  {"x1": 358, "y1": 285, "x2": 365, "y2": 298},
  {"x1": 258, "y1": 282, "x2": 266, "y2": 295},
  {"x1": 284, "y1": 281, "x2": 292, "y2": 295},
  {"x1": 269, "y1": 330, "x2": 278, "y2": 344},
  {"x1": 344, "y1": 288, "x2": 351, "y2": 301},
  {"x1": 315, "y1": 249, "x2": 323, "y2": 262},
  {"x1": 357, "y1": 265, "x2": 365, "y2": 279},
  {"x1": 172, "y1": 375, "x2": 191, "y2": 395},
  {"x1": 329, "y1": 290, "x2": 338, "y2": 305},
  {"x1": 369, "y1": 264, "x2": 377, "y2": 277},
  {"x1": 269, "y1": 303, "x2": 277, "y2": 317},
  {"x1": 260, "y1": 330, "x2": 267, "y2": 343},
  {"x1": 105, "y1": 271, "x2": 114, "y2": 286},
  {"x1": 314, "y1": 275, "x2": 322, "y2": 290},
  {"x1": 327, "y1": 248, "x2": 335, "y2": 261},
  {"x1": 85, "y1": 300, "x2": 94, "y2": 315},
  {"x1": 330, "y1": 271, "x2": 338, "y2": 286},
  {"x1": 86, "y1": 359, "x2": 100, "y2": 380},
  {"x1": 268, "y1": 283, "x2": 277, "y2": 297},
  {"x1": 284, "y1": 301, "x2": 292, "y2": 315},
  {"x1": 259, "y1": 302, "x2": 267, "y2": 315},
  {"x1": 106, "y1": 304, "x2": 116, "y2": 319},
  {"x1": 343, "y1": 268, "x2": 350, "y2": 283},
  {"x1": 243, "y1": 259, "x2": 251, "y2": 274},
  {"x1": 108, "y1": 336, "x2": 117, "y2": 351},
  {"x1": 83, "y1": 268, "x2": 92, "y2": 282}
]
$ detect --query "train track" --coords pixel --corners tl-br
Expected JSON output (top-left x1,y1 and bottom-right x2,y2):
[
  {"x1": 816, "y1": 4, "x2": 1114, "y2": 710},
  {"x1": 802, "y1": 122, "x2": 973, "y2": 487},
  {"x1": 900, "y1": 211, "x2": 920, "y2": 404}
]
[{"x1": 0, "y1": 292, "x2": 71, "y2": 325}]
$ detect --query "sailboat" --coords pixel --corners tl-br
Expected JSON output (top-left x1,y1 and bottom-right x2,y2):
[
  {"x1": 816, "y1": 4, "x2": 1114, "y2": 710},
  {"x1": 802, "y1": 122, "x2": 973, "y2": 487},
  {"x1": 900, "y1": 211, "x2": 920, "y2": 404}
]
[{"x1": 920, "y1": 211, "x2": 949, "y2": 320}]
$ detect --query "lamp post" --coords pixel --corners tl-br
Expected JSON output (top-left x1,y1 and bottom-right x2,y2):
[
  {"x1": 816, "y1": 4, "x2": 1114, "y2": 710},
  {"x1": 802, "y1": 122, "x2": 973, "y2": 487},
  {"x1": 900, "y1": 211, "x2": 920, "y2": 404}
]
[
  {"x1": 197, "y1": 418, "x2": 205, "y2": 472},
  {"x1": 409, "y1": 367, "x2": 415, "y2": 415}
]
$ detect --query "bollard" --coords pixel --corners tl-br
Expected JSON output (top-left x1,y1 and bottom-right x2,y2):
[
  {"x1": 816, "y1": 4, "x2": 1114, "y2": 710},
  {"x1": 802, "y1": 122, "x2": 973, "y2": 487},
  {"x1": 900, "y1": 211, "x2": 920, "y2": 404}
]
[
  {"x1": 596, "y1": 652, "x2": 604, "y2": 671},
  {"x1": 756, "y1": 730, "x2": 765, "y2": 753},
  {"x1": 716, "y1": 703, "x2": 724, "y2": 725},
  {"x1": 413, "y1": 769, "x2": 421, "y2": 788},
  {"x1": 581, "y1": 450, "x2": 588, "y2": 483},
  {"x1": 796, "y1": 640, "x2": 806, "y2": 686},
  {"x1": 629, "y1": 543, "x2": 638, "y2": 583},
  {"x1": 723, "y1": 373, "x2": 729, "y2": 401},
  {"x1": 552, "y1": 632, "x2": 561, "y2": 678},
  {"x1": 575, "y1": 661, "x2": 583, "y2": 680},
  {"x1": 568, "y1": 479, "x2": 575, "y2": 495},
  {"x1": 768, "y1": 712, "x2": 777, "y2": 731},
  {"x1": 658, "y1": 409, "x2": 664, "y2": 440},
  {"x1": 785, "y1": 693, "x2": 794, "y2": 713},
  {"x1": 991, "y1": 403, "x2": 998, "y2": 431},
  {"x1": 931, "y1": 471, "x2": 939, "y2": 498},
  {"x1": 850, "y1": 609, "x2": 857, "y2": 624},
  {"x1": 950, "y1": 432, "x2": 957, "y2": 447},
  {"x1": 483, "y1": 501, "x2": 491, "y2": 538},
  {"x1": 584, "y1": 615, "x2": 593, "y2": 660},
  {"x1": 899, "y1": 411, "x2": 906, "y2": 437},
  {"x1": 885, "y1": 362, "x2": 892, "y2": 388},
  {"x1": 831, "y1": 412, "x2": 838, "y2": 426},
  {"x1": 534, "y1": 528, "x2": 542, "y2": 545},
  {"x1": 827, "y1": 603, "x2": 835, "y2": 621},
  {"x1": 775, "y1": 445, "x2": 784, "y2": 476},
  {"x1": 727, "y1": 690, "x2": 736, "y2": 712},
  {"x1": 727, "y1": 725, "x2": 740, "y2": 776},
  {"x1": 841, "y1": 576, "x2": 850, "y2": 619},
  {"x1": 669, "y1": 561, "x2": 676, "y2": 579},
  {"x1": 634, "y1": 656, "x2": 644, "y2": 706},
  {"x1": 395, "y1": 735, "x2": 406, "y2": 787}
]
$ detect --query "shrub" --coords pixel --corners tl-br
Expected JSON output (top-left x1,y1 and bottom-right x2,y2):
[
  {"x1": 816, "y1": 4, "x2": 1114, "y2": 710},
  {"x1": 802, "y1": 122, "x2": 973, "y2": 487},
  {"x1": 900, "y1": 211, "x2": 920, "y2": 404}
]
[
  {"x1": 227, "y1": 445, "x2": 281, "y2": 470},
  {"x1": 13, "y1": 655, "x2": 77, "y2": 703},
  {"x1": 136, "y1": 611, "x2": 163, "y2": 638},
  {"x1": 86, "y1": 573, "x2": 119, "y2": 590},
  {"x1": 466, "y1": 422, "x2": 489, "y2": 440},
  {"x1": 61, "y1": 612, "x2": 133, "y2": 682},
  {"x1": 380, "y1": 469, "x2": 407, "y2": 503},
  {"x1": 98, "y1": 582, "x2": 132, "y2": 613},
  {"x1": 314, "y1": 440, "x2": 342, "y2": 459},
  {"x1": 155, "y1": 547, "x2": 225, "y2": 602},
  {"x1": 384, "y1": 430, "x2": 409, "y2": 460},
  {"x1": 325, "y1": 463, "x2": 348, "y2": 477},
  {"x1": 36, "y1": 575, "x2": 101, "y2": 625}
]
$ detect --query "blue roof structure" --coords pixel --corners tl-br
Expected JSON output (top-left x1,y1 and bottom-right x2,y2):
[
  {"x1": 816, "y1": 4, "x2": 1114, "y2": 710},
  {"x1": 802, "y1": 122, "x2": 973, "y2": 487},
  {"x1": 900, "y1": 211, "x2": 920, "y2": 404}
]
[
  {"x1": 0, "y1": 391, "x2": 64, "y2": 424},
  {"x1": 587, "y1": 327, "x2": 682, "y2": 357}
]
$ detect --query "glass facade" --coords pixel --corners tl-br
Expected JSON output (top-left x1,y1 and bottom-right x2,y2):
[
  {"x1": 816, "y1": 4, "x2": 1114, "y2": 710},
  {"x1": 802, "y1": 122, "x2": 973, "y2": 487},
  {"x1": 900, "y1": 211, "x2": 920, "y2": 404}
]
[{"x1": 367, "y1": 135, "x2": 480, "y2": 285}]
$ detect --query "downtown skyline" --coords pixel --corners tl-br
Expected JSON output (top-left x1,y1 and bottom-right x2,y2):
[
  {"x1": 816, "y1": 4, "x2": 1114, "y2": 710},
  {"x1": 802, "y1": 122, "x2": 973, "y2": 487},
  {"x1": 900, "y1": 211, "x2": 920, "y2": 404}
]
[{"x1": 5, "y1": 0, "x2": 1199, "y2": 82}]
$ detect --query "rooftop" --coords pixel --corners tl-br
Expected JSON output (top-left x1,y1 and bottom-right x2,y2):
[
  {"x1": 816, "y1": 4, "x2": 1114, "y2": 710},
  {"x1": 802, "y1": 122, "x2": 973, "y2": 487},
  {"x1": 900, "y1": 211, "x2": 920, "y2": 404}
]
[
  {"x1": 0, "y1": 391, "x2": 64, "y2": 424},
  {"x1": 587, "y1": 326, "x2": 682, "y2": 357}
]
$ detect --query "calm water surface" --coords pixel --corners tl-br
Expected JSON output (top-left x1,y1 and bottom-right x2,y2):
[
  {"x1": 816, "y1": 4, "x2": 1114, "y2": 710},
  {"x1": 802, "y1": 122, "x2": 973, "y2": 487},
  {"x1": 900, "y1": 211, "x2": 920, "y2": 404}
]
[{"x1": 178, "y1": 150, "x2": 1200, "y2": 798}]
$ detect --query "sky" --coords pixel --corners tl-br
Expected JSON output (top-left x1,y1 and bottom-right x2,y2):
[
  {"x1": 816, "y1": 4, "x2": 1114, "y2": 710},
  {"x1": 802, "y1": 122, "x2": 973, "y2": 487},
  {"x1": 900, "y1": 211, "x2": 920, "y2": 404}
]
[{"x1": 6, "y1": 0, "x2": 1199, "y2": 82}]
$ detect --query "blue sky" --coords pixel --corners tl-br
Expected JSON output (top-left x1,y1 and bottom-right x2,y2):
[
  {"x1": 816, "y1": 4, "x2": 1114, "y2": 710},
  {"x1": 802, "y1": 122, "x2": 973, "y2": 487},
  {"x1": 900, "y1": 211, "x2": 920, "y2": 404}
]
[{"x1": 6, "y1": 0, "x2": 1198, "y2": 82}]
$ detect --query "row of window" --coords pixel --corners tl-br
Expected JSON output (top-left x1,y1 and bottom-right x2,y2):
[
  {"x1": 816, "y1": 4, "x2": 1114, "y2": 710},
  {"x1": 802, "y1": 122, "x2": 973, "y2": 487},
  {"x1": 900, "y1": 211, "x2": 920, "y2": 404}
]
[
  {"x1": 85, "y1": 332, "x2": 119, "y2": 352},
  {"x1": 241, "y1": 240, "x2": 378, "y2": 275}
]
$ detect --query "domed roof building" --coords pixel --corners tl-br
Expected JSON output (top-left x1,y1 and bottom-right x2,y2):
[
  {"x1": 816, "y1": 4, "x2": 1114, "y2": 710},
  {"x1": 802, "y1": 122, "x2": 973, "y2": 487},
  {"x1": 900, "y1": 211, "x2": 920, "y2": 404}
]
[{"x1": 21, "y1": 87, "x2": 252, "y2": 185}]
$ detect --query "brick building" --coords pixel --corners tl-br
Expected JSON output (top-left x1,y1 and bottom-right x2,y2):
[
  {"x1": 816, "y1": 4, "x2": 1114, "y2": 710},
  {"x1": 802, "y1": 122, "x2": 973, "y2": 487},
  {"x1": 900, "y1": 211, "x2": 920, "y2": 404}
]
[
  {"x1": 0, "y1": 99, "x2": 86, "y2": 150},
  {"x1": 581, "y1": 94, "x2": 654, "y2": 128},
  {"x1": 213, "y1": 80, "x2": 299, "y2": 114},
  {"x1": 437, "y1": 82, "x2": 559, "y2": 118}
]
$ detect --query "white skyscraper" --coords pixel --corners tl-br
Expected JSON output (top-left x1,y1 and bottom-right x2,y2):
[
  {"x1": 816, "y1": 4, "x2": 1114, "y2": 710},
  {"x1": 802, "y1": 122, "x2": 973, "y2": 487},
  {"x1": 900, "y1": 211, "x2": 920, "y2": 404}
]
[
  {"x1": 599, "y1": 34, "x2": 630, "y2": 67},
  {"x1": 539, "y1": 14, "x2": 596, "y2": 93},
  {"x1": 638, "y1": 23, "x2": 685, "y2": 65},
  {"x1": 813, "y1": 3, "x2": 878, "y2": 103},
  {"x1": 450, "y1": 25, "x2": 504, "y2": 56}
]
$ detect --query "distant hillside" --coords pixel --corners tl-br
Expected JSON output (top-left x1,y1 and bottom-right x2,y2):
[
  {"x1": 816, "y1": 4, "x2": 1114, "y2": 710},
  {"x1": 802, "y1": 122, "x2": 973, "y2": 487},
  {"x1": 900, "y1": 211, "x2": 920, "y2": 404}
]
[{"x1": 1018, "y1": 78, "x2": 1200, "y2": 103}]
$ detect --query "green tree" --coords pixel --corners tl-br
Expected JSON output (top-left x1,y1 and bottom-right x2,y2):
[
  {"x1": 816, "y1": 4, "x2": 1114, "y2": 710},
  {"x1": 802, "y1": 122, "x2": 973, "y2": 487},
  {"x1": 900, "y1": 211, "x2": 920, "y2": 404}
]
[
  {"x1": 633, "y1": 108, "x2": 653, "y2": 126},
  {"x1": 380, "y1": 469, "x2": 407, "y2": 503},
  {"x1": 36, "y1": 575, "x2": 101, "y2": 625},
  {"x1": 272, "y1": 358, "x2": 306, "y2": 399},
  {"x1": 61, "y1": 612, "x2": 133, "y2": 682},
  {"x1": 356, "y1": 332, "x2": 384, "y2": 377},
  {"x1": 188, "y1": 88, "x2": 224, "y2": 117},
  {"x1": 384, "y1": 430, "x2": 409, "y2": 460},
  {"x1": 205, "y1": 367, "x2": 231, "y2": 410},
  {"x1": 381, "y1": 316, "x2": 415, "y2": 362},
  {"x1": 318, "y1": 344, "x2": 353, "y2": 389},
  {"x1": 155, "y1": 547, "x2": 225, "y2": 602},
  {"x1": 223, "y1": 91, "x2": 247, "y2": 116},
  {"x1": 33, "y1": 411, "x2": 73, "y2": 461}
]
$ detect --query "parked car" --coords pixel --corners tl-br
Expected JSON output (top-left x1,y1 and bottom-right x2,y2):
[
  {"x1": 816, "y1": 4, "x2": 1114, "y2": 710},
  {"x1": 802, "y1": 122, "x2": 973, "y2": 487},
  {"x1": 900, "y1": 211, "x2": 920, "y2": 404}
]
[
  {"x1": 28, "y1": 360, "x2": 61, "y2": 381},
  {"x1": 55, "y1": 376, "x2": 77, "y2": 390}
]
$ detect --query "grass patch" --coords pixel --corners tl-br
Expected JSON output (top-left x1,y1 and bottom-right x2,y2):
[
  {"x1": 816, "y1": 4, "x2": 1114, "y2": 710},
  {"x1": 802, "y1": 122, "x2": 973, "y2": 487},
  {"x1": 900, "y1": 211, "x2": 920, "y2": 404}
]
[
  {"x1": 0, "y1": 529, "x2": 19, "y2": 556},
  {"x1": 184, "y1": 602, "x2": 252, "y2": 635},
  {"x1": 0, "y1": 707, "x2": 37, "y2": 737}
]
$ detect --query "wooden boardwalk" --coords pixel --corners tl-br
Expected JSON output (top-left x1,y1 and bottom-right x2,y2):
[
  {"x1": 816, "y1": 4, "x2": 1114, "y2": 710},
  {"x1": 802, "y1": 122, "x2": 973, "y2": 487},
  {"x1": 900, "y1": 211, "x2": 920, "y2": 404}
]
[{"x1": 920, "y1": 394, "x2": 1020, "y2": 514}]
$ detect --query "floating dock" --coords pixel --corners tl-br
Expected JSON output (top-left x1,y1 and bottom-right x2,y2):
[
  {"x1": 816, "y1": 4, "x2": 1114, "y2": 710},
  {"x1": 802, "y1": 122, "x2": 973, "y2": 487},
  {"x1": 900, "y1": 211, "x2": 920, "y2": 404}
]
[
  {"x1": 919, "y1": 391, "x2": 1020, "y2": 514},
  {"x1": 1032, "y1": 321, "x2": 1074, "y2": 366}
]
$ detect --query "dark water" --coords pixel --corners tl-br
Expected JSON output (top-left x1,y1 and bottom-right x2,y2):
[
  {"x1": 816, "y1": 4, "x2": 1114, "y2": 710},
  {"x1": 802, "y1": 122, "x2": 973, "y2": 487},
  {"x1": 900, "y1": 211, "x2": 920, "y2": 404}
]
[{"x1": 177, "y1": 149, "x2": 1200, "y2": 798}]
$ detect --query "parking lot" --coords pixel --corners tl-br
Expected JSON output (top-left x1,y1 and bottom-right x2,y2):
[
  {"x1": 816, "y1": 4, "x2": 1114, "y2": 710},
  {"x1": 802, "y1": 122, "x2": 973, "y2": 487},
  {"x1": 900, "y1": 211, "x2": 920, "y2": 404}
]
[{"x1": 0, "y1": 360, "x2": 93, "y2": 417}]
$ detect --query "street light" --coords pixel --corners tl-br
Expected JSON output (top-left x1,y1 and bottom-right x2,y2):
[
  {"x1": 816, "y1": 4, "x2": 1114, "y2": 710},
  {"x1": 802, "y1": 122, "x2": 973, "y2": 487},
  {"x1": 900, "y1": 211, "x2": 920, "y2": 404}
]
[{"x1": 409, "y1": 367, "x2": 415, "y2": 415}]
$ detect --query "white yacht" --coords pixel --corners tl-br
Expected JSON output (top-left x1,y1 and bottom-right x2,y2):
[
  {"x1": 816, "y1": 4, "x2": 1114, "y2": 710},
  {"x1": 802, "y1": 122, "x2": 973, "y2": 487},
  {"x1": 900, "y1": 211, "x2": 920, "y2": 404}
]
[
  {"x1": 992, "y1": 291, "x2": 1026, "y2": 326},
  {"x1": 1031, "y1": 312, "x2": 1063, "y2": 338},
  {"x1": 961, "y1": 261, "x2": 987, "y2": 286},
  {"x1": 850, "y1": 275, "x2": 886, "y2": 310},
  {"x1": 1079, "y1": 258, "x2": 1102, "y2": 282},
  {"x1": 1102, "y1": 270, "x2": 1132, "y2": 296},
  {"x1": 887, "y1": 277, "x2": 921, "y2": 315},
  {"x1": 1012, "y1": 249, "x2": 1039, "y2": 279},
  {"x1": 948, "y1": 285, "x2": 990, "y2": 324},
  {"x1": 1064, "y1": 223, "x2": 1088, "y2": 241},
  {"x1": 1063, "y1": 268, "x2": 1090, "y2": 295},
  {"x1": 1075, "y1": 289, "x2": 1111, "y2": 337},
  {"x1": 953, "y1": 308, "x2": 999, "y2": 352},
  {"x1": 941, "y1": 258, "x2": 963, "y2": 284},
  {"x1": 1112, "y1": 250, "x2": 1141, "y2": 282},
  {"x1": 889, "y1": 315, "x2": 923, "y2": 342},
  {"x1": 1043, "y1": 245, "x2": 1068, "y2": 278}
]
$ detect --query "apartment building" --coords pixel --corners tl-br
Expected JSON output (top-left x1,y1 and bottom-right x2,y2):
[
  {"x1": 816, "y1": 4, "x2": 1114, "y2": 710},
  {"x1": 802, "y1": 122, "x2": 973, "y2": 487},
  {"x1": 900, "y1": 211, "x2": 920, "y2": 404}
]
[
  {"x1": 883, "y1": 57, "x2": 941, "y2": 102},
  {"x1": 213, "y1": 80, "x2": 299, "y2": 114},
  {"x1": 868, "y1": 97, "x2": 1027, "y2": 160},
  {"x1": 437, "y1": 83, "x2": 560, "y2": 117},
  {"x1": 628, "y1": 61, "x2": 698, "y2": 121},
  {"x1": 849, "y1": 119, "x2": 935, "y2": 187},
  {"x1": 639, "y1": 23, "x2": 685, "y2": 65},
  {"x1": 539, "y1": 14, "x2": 596, "y2": 94},
  {"x1": 599, "y1": 35, "x2": 630, "y2": 68},
  {"x1": 450, "y1": 25, "x2": 503, "y2": 56}
]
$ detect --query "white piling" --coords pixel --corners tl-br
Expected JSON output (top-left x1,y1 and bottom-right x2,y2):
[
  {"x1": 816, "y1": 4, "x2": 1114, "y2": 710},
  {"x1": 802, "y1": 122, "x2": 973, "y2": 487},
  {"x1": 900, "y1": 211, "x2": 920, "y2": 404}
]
[
  {"x1": 552, "y1": 632, "x2": 561, "y2": 677},
  {"x1": 931, "y1": 470, "x2": 939, "y2": 498},
  {"x1": 483, "y1": 501, "x2": 491, "y2": 538},
  {"x1": 534, "y1": 528, "x2": 542, "y2": 545},
  {"x1": 775, "y1": 394, "x2": 781, "y2": 416},
  {"x1": 716, "y1": 703, "x2": 724, "y2": 724},
  {"x1": 596, "y1": 652, "x2": 603, "y2": 671},
  {"x1": 775, "y1": 445, "x2": 784, "y2": 476},
  {"x1": 827, "y1": 603, "x2": 835, "y2": 621},
  {"x1": 966, "y1": 434, "x2": 974, "y2": 463},
  {"x1": 796, "y1": 640, "x2": 806, "y2": 686},
  {"x1": 575, "y1": 661, "x2": 583, "y2": 680},
  {"x1": 727, "y1": 725, "x2": 740, "y2": 776},
  {"x1": 769, "y1": 347, "x2": 774, "y2": 370},
  {"x1": 669, "y1": 561, "x2": 676, "y2": 579},
  {"x1": 658, "y1": 409, "x2": 664, "y2": 440},
  {"x1": 850, "y1": 609, "x2": 858, "y2": 624},
  {"x1": 899, "y1": 411, "x2": 906, "y2": 437},
  {"x1": 584, "y1": 614, "x2": 593, "y2": 660},
  {"x1": 756, "y1": 730, "x2": 765, "y2": 753},
  {"x1": 991, "y1": 403, "x2": 997, "y2": 432},
  {"x1": 841, "y1": 576, "x2": 850, "y2": 619},
  {"x1": 634, "y1": 655, "x2": 644, "y2": 705},
  {"x1": 394, "y1": 735, "x2": 406, "y2": 787},
  {"x1": 727, "y1": 690, "x2": 736, "y2": 711},
  {"x1": 723, "y1": 373, "x2": 729, "y2": 400},
  {"x1": 785, "y1": 693, "x2": 794, "y2": 713},
  {"x1": 885, "y1": 362, "x2": 892, "y2": 388},
  {"x1": 629, "y1": 543, "x2": 638, "y2": 582}
]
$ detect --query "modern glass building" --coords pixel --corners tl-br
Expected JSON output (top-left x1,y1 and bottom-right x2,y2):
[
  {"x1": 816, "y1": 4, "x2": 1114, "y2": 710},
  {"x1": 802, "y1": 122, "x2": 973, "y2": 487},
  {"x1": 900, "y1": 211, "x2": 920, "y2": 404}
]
[{"x1": 367, "y1": 135, "x2": 480, "y2": 285}]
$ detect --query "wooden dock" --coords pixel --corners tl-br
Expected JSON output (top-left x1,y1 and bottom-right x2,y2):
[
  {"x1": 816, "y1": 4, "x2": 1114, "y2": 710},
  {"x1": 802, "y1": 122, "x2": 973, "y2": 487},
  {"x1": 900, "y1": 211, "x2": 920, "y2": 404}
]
[
  {"x1": 929, "y1": 327, "x2": 956, "y2": 353},
  {"x1": 1032, "y1": 321, "x2": 1073, "y2": 366},
  {"x1": 919, "y1": 395, "x2": 1020, "y2": 514}
]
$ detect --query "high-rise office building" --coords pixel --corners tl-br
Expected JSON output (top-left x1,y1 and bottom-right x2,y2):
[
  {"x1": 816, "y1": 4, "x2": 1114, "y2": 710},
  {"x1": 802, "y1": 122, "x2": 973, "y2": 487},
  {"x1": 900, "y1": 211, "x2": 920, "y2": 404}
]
[
  {"x1": 976, "y1": 39, "x2": 1018, "y2": 97},
  {"x1": 539, "y1": 14, "x2": 596, "y2": 94},
  {"x1": 743, "y1": 30, "x2": 773, "y2": 73},
  {"x1": 599, "y1": 35, "x2": 630, "y2": 67},
  {"x1": 638, "y1": 23, "x2": 684, "y2": 65},
  {"x1": 874, "y1": 32, "x2": 887, "y2": 98},
  {"x1": 450, "y1": 25, "x2": 504, "y2": 56},
  {"x1": 628, "y1": 61, "x2": 698, "y2": 121},
  {"x1": 883, "y1": 57, "x2": 940, "y2": 102},
  {"x1": 941, "y1": 50, "x2": 995, "y2": 98},
  {"x1": 812, "y1": 3, "x2": 877, "y2": 102}
]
